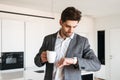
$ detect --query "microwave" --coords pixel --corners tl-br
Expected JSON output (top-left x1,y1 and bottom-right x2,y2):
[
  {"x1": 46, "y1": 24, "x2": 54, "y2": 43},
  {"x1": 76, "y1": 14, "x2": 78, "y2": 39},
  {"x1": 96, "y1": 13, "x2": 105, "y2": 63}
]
[{"x1": 1, "y1": 52, "x2": 24, "y2": 70}]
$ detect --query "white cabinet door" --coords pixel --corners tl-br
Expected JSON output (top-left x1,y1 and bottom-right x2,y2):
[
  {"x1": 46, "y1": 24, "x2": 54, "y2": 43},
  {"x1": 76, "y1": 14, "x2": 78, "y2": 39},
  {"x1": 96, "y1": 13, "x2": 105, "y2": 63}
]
[
  {"x1": 0, "y1": 19, "x2": 1, "y2": 57},
  {"x1": 25, "y1": 19, "x2": 55, "y2": 68},
  {"x1": 25, "y1": 21, "x2": 45, "y2": 68},
  {"x1": 110, "y1": 28, "x2": 120, "y2": 80},
  {"x1": 2, "y1": 19, "x2": 24, "y2": 52}
]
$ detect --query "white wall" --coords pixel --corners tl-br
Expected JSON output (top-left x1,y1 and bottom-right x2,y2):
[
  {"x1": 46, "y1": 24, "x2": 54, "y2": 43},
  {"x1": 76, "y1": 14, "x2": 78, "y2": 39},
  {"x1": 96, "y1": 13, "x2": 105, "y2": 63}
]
[
  {"x1": 0, "y1": 4, "x2": 96, "y2": 69},
  {"x1": 95, "y1": 15, "x2": 120, "y2": 29},
  {"x1": 76, "y1": 16, "x2": 96, "y2": 51},
  {"x1": 95, "y1": 15, "x2": 120, "y2": 80}
]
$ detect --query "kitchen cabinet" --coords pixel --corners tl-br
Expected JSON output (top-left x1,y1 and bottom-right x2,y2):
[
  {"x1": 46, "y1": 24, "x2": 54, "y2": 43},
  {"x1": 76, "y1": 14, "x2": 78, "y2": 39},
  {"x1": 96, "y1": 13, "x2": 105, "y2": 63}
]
[
  {"x1": 0, "y1": 19, "x2": 24, "y2": 70},
  {"x1": 0, "y1": 20, "x2": 1, "y2": 57},
  {"x1": 0, "y1": 18, "x2": 56, "y2": 69},
  {"x1": 0, "y1": 20, "x2": 1, "y2": 70},
  {"x1": 25, "y1": 21, "x2": 45, "y2": 68},
  {"x1": 1, "y1": 19, "x2": 24, "y2": 52},
  {"x1": 25, "y1": 19, "x2": 55, "y2": 68},
  {"x1": 82, "y1": 74, "x2": 93, "y2": 80},
  {"x1": 109, "y1": 28, "x2": 120, "y2": 80}
]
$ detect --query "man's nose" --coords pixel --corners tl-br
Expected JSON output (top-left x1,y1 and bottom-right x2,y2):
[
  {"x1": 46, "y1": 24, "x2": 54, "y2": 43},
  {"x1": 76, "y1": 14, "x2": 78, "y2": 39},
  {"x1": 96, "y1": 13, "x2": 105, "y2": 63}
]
[{"x1": 69, "y1": 28, "x2": 73, "y2": 32}]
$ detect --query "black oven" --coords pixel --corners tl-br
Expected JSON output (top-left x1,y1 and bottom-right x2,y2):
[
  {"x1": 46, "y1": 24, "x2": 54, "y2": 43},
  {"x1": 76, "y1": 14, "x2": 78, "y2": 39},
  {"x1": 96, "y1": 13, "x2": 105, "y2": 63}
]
[{"x1": 1, "y1": 52, "x2": 24, "y2": 70}]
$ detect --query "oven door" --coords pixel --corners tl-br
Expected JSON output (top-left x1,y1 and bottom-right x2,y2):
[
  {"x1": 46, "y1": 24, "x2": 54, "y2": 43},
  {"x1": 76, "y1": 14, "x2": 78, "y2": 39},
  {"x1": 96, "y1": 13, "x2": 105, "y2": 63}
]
[{"x1": 1, "y1": 52, "x2": 24, "y2": 70}]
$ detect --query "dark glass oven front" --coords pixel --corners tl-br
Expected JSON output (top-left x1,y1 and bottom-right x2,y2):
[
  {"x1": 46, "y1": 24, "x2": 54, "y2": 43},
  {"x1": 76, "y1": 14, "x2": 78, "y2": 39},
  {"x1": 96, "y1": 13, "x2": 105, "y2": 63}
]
[{"x1": 1, "y1": 52, "x2": 24, "y2": 70}]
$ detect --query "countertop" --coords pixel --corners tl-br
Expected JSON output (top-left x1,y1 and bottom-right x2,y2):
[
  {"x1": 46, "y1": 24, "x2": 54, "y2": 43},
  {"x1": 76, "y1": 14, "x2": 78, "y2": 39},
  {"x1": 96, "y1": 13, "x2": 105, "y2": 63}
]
[
  {"x1": 0, "y1": 66, "x2": 94, "y2": 80},
  {"x1": 0, "y1": 67, "x2": 45, "y2": 80}
]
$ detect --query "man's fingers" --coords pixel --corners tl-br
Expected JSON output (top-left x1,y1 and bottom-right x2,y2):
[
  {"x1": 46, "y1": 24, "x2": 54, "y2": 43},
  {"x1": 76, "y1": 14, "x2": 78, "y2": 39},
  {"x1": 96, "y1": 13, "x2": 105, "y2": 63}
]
[
  {"x1": 41, "y1": 51, "x2": 47, "y2": 62},
  {"x1": 57, "y1": 58, "x2": 74, "y2": 68},
  {"x1": 58, "y1": 64, "x2": 64, "y2": 68}
]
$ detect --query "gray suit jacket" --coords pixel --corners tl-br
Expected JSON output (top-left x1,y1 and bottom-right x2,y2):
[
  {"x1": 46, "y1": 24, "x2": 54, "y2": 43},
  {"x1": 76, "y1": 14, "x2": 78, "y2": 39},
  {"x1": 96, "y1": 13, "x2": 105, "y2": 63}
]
[{"x1": 34, "y1": 32, "x2": 101, "y2": 80}]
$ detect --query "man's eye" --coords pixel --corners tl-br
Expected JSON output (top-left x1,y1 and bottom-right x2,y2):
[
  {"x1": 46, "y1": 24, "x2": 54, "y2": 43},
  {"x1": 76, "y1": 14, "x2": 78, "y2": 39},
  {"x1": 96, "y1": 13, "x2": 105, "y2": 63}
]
[
  {"x1": 65, "y1": 25, "x2": 70, "y2": 27},
  {"x1": 73, "y1": 26, "x2": 77, "y2": 28},
  {"x1": 66, "y1": 25, "x2": 70, "y2": 27}
]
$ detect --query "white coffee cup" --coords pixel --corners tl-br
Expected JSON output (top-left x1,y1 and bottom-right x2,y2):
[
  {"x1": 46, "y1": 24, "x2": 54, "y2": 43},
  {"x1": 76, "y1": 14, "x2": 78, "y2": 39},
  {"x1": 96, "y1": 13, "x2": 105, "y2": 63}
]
[{"x1": 47, "y1": 51, "x2": 56, "y2": 63}]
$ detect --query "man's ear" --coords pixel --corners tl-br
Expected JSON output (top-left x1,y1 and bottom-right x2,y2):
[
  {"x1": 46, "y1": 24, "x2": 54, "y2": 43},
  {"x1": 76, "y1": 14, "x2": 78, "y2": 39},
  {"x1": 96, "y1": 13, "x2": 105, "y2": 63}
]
[{"x1": 59, "y1": 19, "x2": 63, "y2": 26}]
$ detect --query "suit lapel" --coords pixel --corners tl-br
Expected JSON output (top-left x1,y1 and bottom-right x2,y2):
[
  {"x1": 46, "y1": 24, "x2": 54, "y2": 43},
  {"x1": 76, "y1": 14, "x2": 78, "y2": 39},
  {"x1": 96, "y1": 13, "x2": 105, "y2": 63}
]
[
  {"x1": 50, "y1": 32, "x2": 57, "y2": 51},
  {"x1": 48, "y1": 32, "x2": 57, "y2": 75},
  {"x1": 66, "y1": 34, "x2": 77, "y2": 57}
]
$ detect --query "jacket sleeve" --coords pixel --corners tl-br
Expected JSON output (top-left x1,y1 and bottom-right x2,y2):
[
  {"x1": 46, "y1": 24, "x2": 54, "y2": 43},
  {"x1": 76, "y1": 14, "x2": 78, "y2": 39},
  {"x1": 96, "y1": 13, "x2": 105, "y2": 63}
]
[
  {"x1": 77, "y1": 38, "x2": 101, "y2": 71},
  {"x1": 34, "y1": 37, "x2": 48, "y2": 67}
]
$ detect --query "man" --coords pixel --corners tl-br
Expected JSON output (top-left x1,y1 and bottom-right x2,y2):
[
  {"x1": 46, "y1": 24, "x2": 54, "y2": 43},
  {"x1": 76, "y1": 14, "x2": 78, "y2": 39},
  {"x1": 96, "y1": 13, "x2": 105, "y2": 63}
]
[{"x1": 34, "y1": 7, "x2": 101, "y2": 80}]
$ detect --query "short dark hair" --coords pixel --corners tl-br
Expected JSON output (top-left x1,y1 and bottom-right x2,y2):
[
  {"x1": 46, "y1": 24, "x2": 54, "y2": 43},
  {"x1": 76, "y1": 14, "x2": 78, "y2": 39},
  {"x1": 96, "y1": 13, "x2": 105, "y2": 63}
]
[{"x1": 61, "y1": 7, "x2": 82, "y2": 22}]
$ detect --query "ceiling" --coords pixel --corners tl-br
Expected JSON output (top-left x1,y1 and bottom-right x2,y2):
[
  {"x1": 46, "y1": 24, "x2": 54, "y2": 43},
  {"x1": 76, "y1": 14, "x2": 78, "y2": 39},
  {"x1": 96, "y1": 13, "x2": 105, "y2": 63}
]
[{"x1": 0, "y1": 0, "x2": 120, "y2": 17}]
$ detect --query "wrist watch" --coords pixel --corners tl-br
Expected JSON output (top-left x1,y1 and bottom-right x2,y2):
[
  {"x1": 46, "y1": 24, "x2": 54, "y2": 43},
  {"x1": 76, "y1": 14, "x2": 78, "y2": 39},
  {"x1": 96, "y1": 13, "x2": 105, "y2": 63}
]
[{"x1": 73, "y1": 57, "x2": 77, "y2": 64}]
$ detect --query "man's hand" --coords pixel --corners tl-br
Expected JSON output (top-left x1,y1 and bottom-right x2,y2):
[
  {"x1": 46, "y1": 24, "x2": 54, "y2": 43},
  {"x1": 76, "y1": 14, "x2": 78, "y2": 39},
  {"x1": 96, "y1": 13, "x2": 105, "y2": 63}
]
[
  {"x1": 57, "y1": 58, "x2": 74, "y2": 68},
  {"x1": 41, "y1": 51, "x2": 47, "y2": 63}
]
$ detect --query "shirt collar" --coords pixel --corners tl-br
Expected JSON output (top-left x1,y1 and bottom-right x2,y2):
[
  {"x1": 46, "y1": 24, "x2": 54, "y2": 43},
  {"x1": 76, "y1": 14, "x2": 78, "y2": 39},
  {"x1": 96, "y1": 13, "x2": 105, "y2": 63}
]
[{"x1": 57, "y1": 31, "x2": 74, "y2": 39}]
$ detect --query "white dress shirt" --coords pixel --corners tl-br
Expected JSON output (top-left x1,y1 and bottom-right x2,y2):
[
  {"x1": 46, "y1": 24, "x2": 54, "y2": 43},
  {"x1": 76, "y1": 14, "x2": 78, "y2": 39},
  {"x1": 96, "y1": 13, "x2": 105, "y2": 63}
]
[{"x1": 52, "y1": 32, "x2": 74, "y2": 80}]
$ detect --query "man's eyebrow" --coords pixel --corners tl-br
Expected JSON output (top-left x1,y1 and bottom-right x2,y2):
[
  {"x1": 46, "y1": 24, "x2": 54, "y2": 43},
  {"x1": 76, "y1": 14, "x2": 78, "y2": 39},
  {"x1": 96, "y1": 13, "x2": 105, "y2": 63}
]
[
  {"x1": 65, "y1": 24, "x2": 71, "y2": 27},
  {"x1": 65, "y1": 24, "x2": 77, "y2": 27}
]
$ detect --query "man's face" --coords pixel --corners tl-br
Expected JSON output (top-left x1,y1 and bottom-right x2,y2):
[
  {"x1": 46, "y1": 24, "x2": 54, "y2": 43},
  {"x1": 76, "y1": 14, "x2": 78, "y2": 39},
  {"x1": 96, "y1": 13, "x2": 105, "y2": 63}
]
[{"x1": 60, "y1": 20, "x2": 79, "y2": 37}]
